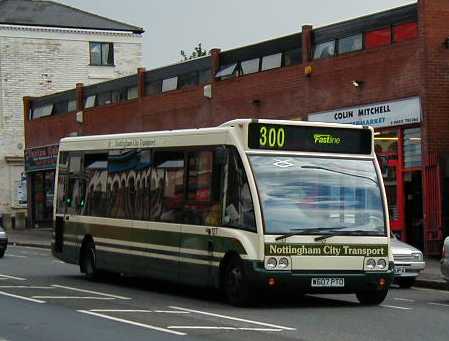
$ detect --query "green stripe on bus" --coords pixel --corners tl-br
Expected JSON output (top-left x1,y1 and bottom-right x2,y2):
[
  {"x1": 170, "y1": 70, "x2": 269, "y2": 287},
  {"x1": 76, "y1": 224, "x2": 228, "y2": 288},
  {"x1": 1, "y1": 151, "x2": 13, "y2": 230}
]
[{"x1": 64, "y1": 222, "x2": 247, "y2": 255}]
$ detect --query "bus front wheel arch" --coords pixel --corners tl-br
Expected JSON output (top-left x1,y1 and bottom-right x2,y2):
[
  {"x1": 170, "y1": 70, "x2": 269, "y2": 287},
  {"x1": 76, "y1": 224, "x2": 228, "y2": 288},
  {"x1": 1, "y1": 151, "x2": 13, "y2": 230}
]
[{"x1": 220, "y1": 253, "x2": 251, "y2": 306}]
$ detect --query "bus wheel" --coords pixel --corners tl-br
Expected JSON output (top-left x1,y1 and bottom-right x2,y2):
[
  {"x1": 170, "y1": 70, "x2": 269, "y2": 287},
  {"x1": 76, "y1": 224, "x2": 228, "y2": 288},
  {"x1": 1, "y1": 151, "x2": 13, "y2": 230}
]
[
  {"x1": 0, "y1": 249, "x2": 5, "y2": 258},
  {"x1": 223, "y1": 256, "x2": 250, "y2": 306},
  {"x1": 81, "y1": 241, "x2": 97, "y2": 281},
  {"x1": 356, "y1": 289, "x2": 388, "y2": 305}
]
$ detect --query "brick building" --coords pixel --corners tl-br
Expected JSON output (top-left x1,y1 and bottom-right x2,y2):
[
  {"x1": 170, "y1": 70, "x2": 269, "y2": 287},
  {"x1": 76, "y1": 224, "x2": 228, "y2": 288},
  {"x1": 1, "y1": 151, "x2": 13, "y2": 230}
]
[
  {"x1": 24, "y1": 0, "x2": 449, "y2": 254},
  {"x1": 0, "y1": 0, "x2": 143, "y2": 228}
]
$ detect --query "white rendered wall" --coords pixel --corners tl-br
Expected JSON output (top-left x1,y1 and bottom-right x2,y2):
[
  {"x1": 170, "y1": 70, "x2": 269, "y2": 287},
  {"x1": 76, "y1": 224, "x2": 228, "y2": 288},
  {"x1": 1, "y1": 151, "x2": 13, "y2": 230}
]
[{"x1": 0, "y1": 25, "x2": 143, "y2": 217}]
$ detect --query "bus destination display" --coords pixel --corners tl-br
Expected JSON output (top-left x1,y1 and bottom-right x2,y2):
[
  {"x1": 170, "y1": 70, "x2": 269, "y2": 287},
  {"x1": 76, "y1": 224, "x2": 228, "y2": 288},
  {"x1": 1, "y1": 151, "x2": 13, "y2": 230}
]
[{"x1": 248, "y1": 123, "x2": 372, "y2": 154}]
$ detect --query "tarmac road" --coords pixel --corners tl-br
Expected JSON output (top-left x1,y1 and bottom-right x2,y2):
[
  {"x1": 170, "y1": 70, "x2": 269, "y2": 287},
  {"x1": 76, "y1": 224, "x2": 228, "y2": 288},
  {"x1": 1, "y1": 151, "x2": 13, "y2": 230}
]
[{"x1": 1, "y1": 245, "x2": 449, "y2": 341}]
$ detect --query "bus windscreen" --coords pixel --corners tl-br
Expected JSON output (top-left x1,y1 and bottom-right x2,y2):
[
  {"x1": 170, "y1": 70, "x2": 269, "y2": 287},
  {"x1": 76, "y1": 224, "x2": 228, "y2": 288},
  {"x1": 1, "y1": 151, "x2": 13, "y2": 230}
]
[{"x1": 248, "y1": 123, "x2": 372, "y2": 154}]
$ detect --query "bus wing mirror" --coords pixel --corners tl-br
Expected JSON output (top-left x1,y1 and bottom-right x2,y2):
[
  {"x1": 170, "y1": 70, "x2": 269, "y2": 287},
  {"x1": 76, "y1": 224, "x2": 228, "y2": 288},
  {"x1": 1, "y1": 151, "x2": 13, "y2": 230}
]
[{"x1": 379, "y1": 156, "x2": 388, "y2": 177}]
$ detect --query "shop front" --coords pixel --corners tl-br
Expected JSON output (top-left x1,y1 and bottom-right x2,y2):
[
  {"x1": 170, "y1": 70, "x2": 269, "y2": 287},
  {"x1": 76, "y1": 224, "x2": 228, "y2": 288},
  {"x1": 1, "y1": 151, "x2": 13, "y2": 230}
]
[
  {"x1": 24, "y1": 145, "x2": 58, "y2": 228},
  {"x1": 308, "y1": 97, "x2": 423, "y2": 248}
]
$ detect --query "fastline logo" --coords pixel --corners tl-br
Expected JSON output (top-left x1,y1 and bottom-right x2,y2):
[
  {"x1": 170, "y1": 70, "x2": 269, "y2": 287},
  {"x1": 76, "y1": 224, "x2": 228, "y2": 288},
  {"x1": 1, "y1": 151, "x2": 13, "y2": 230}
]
[{"x1": 313, "y1": 134, "x2": 341, "y2": 145}]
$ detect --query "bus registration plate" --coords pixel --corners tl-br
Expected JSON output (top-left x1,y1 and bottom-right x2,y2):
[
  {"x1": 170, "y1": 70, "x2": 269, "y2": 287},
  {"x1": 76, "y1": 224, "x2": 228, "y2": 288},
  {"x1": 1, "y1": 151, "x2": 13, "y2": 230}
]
[{"x1": 311, "y1": 278, "x2": 345, "y2": 287}]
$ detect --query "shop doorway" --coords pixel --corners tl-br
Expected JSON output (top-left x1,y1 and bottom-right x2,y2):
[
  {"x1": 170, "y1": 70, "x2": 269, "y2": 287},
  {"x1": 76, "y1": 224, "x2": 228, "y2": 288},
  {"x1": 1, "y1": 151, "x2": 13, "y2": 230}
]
[
  {"x1": 404, "y1": 171, "x2": 423, "y2": 250},
  {"x1": 31, "y1": 171, "x2": 55, "y2": 226}
]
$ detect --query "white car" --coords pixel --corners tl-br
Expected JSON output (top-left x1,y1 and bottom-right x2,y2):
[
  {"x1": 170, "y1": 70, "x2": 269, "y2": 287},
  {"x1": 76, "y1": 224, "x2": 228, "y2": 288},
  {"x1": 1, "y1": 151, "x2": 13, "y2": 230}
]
[
  {"x1": 391, "y1": 234, "x2": 425, "y2": 288},
  {"x1": 0, "y1": 226, "x2": 7, "y2": 258},
  {"x1": 441, "y1": 237, "x2": 449, "y2": 283}
]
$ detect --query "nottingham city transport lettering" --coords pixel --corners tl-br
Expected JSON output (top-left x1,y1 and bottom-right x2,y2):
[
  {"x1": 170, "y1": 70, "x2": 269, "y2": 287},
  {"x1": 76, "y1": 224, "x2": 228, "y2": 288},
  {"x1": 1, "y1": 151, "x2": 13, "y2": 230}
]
[
  {"x1": 265, "y1": 244, "x2": 388, "y2": 257},
  {"x1": 109, "y1": 137, "x2": 157, "y2": 149}
]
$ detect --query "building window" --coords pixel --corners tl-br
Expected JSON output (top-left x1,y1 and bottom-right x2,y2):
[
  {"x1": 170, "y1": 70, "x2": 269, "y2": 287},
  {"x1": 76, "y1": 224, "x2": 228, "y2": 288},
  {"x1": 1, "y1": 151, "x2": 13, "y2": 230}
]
[
  {"x1": 313, "y1": 40, "x2": 335, "y2": 59},
  {"x1": 89, "y1": 42, "x2": 114, "y2": 66},
  {"x1": 32, "y1": 104, "x2": 53, "y2": 119},
  {"x1": 338, "y1": 34, "x2": 363, "y2": 54},
  {"x1": 240, "y1": 58, "x2": 260, "y2": 75},
  {"x1": 261, "y1": 53, "x2": 282, "y2": 71},
  {"x1": 284, "y1": 48, "x2": 301, "y2": 66},
  {"x1": 178, "y1": 71, "x2": 199, "y2": 89},
  {"x1": 67, "y1": 100, "x2": 77, "y2": 112},
  {"x1": 365, "y1": 28, "x2": 391, "y2": 49},
  {"x1": 85, "y1": 95, "x2": 96, "y2": 108},
  {"x1": 162, "y1": 77, "x2": 178, "y2": 92},
  {"x1": 393, "y1": 22, "x2": 418, "y2": 43},
  {"x1": 215, "y1": 63, "x2": 238, "y2": 79},
  {"x1": 127, "y1": 86, "x2": 138, "y2": 100},
  {"x1": 145, "y1": 80, "x2": 162, "y2": 96},
  {"x1": 404, "y1": 128, "x2": 422, "y2": 168}
]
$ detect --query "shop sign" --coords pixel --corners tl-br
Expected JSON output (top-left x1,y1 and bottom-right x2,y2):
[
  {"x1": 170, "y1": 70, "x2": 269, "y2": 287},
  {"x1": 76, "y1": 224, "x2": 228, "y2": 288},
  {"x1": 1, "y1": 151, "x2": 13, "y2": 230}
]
[
  {"x1": 308, "y1": 97, "x2": 422, "y2": 128},
  {"x1": 25, "y1": 144, "x2": 59, "y2": 173}
]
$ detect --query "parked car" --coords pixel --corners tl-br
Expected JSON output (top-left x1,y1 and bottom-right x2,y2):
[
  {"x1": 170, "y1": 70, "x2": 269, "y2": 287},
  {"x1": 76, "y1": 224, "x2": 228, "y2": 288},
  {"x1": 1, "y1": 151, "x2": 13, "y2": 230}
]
[
  {"x1": 441, "y1": 237, "x2": 449, "y2": 283},
  {"x1": 0, "y1": 225, "x2": 7, "y2": 258},
  {"x1": 391, "y1": 234, "x2": 425, "y2": 288}
]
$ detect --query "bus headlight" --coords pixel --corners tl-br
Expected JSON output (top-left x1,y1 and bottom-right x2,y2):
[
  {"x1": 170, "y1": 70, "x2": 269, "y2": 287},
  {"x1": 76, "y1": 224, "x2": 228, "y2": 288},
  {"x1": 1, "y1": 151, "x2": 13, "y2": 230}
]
[
  {"x1": 376, "y1": 259, "x2": 387, "y2": 270},
  {"x1": 266, "y1": 257, "x2": 277, "y2": 270},
  {"x1": 366, "y1": 258, "x2": 376, "y2": 270},
  {"x1": 278, "y1": 257, "x2": 289, "y2": 269}
]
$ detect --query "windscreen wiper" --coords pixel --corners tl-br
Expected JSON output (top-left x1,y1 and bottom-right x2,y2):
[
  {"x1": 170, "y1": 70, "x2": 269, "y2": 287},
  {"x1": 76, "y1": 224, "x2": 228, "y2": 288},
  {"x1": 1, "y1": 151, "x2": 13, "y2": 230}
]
[
  {"x1": 275, "y1": 228, "x2": 334, "y2": 241},
  {"x1": 314, "y1": 228, "x2": 384, "y2": 242},
  {"x1": 300, "y1": 165, "x2": 378, "y2": 184}
]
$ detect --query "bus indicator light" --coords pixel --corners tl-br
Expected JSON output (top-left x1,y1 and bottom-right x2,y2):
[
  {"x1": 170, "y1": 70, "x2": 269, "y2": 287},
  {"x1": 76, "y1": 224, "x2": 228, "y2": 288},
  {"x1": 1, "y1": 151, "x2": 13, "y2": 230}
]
[{"x1": 268, "y1": 277, "x2": 277, "y2": 287}]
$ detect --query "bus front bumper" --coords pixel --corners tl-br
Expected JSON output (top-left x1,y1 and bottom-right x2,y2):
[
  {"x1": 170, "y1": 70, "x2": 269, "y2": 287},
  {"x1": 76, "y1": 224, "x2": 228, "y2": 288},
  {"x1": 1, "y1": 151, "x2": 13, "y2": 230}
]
[{"x1": 244, "y1": 261, "x2": 394, "y2": 294}]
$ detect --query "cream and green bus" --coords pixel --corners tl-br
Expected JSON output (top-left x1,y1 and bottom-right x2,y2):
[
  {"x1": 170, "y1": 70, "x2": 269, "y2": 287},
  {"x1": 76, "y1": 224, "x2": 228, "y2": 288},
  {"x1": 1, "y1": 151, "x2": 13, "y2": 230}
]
[{"x1": 52, "y1": 119, "x2": 393, "y2": 306}]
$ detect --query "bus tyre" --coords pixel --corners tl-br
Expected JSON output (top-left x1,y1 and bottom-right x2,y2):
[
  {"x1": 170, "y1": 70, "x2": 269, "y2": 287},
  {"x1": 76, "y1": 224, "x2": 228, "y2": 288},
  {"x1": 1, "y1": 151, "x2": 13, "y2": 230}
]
[
  {"x1": 0, "y1": 249, "x2": 5, "y2": 258},
  {"x1": 81, "y1": 241, "x2": 97, "y2": 281},
  {"x1": 356, "y1": 289, "x2": 388, "y2": 305},
  {"x1": 398, "y1": 277, "x2": 415, "y2": 289},
  {"x1": 223, "y1": 256, "x2": 251, "y2": 306}
]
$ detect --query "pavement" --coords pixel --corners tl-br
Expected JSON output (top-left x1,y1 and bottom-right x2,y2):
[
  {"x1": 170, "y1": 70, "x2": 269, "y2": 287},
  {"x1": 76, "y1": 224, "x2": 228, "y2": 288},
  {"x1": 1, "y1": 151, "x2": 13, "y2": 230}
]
[{"x1": 4, "y1": 227, "x2": 448, "y2": 291}]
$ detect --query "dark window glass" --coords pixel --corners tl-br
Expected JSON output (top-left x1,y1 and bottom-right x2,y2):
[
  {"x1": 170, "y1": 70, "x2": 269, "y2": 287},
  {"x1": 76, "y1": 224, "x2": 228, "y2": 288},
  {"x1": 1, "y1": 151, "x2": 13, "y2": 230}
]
[
  {"x1": 67, "y1": 100, "x2": 77, "y2": 112},
  {"x1": 393, "y1": 22, "x2": 418, "y2": 43},
  {"x1": 65, "y1": 153, "x2": 86, "y2": 215},
  {"x1": 127, "y1": 87, "x2": 138, "y2": 100},
  {"x1": 199, "y1": 69, "x2": 211, "y2": 84},
  {"x1": 185, "y1": 149, "x2": 224, "y2": 226},
  {"x1": 224, "y1": 147, "x2": 256, "y2": 231},
  {"x1": 145, "y1": 80, "x2": 162, "y2": 96},
  {"x1": 32, "y1": 104, "x2": 53, "y2": 119},
  {"x1": 89, "y1": 42, "x2": 114, "y2": 66},
  {"x1": 338, "y1": 34, "x2": 363, "y2": 54},
  {"x1": 97, "y1": 92, "x2": 112, "y2": 106},
  {"x1": 178, "y1": 71, "x2": 199, "y2": 89},
  {"x1": 151, "y1": 151, "x2": 185, "y2": 223},
  {"x1": 53, "y1": 101, "x2": 68, "y2": 115},
  {"x1": 111, "y1": 90, "x2": 122, "y2": 104},
  {"x1": 187, "y1": 151, "x2": 213, "y2": 202},
  {"x1": 56, "y1": 152, "x2": 69, "y2": 214},
  {"x1": 82, "y1": 153, "x2": 108, "y2": 217},
  {"x1": 365, "y1": 28, "x2": 391, "y2": 49},
  {"x1": 284, "y1": 48, "x2": 301, "y2": 66}
]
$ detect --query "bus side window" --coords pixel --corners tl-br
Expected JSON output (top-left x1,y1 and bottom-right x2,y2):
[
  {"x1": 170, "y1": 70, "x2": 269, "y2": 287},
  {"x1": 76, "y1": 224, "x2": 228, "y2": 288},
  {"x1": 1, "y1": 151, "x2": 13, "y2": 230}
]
[
  {"x1": 66, "y1": 153, "x2": 85, "y2": 215},
  {"x1": 151, "y1": 151, "x2": 185, "y2": 223},
  {"x1": 82, "y1": 152, "x2": 108, "y2": 217},
  {"x1": 185, "y1": 150, "x2": 221, "y2": 226},
  {"x1": 223, "y1": 147, "x2": 256, "y2": 231},
  {"x1": 56, "y1": 152, "x2": 69, "y2": 214}
]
